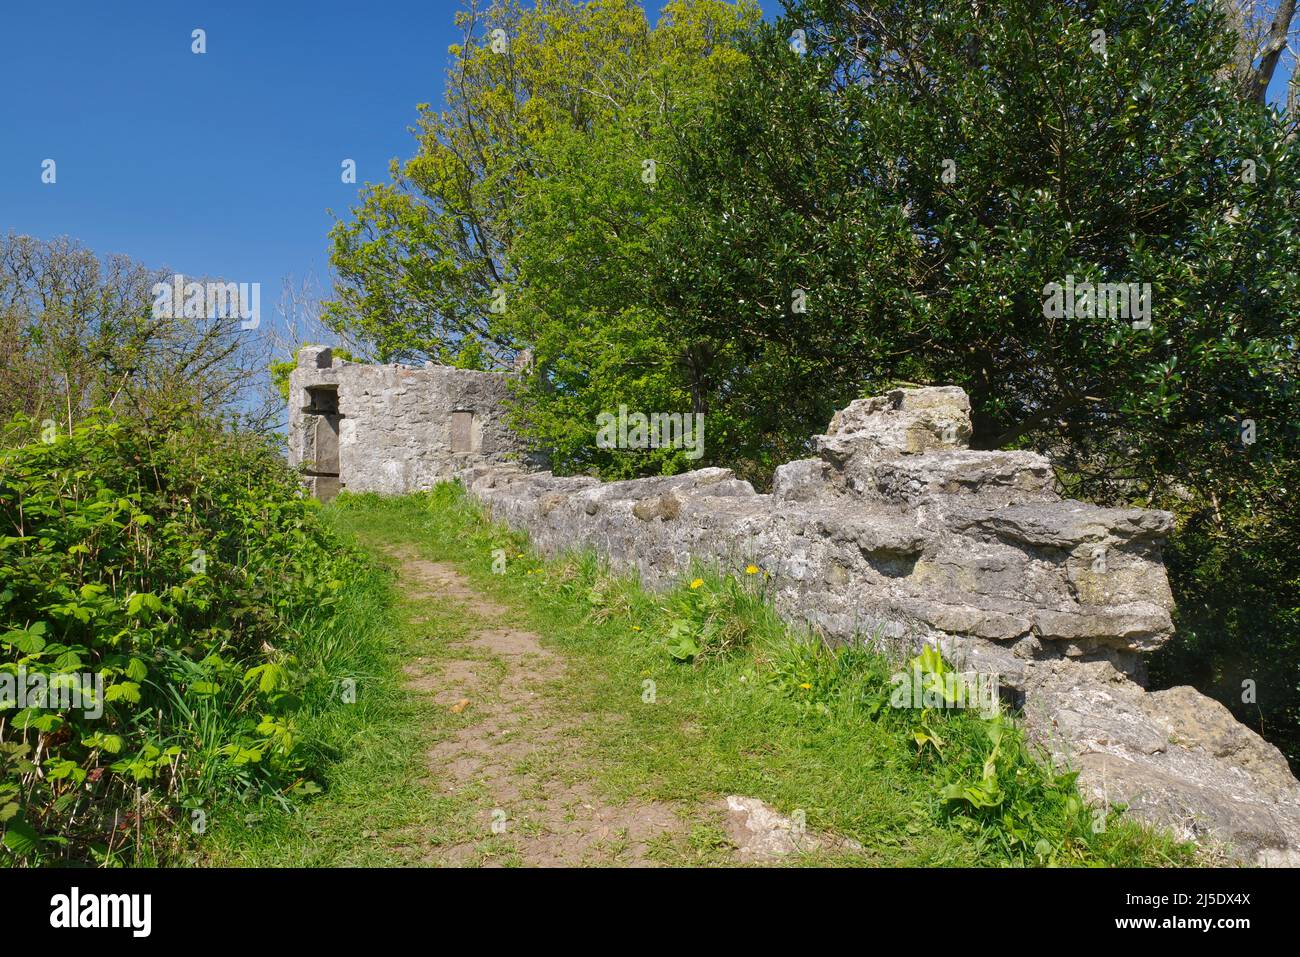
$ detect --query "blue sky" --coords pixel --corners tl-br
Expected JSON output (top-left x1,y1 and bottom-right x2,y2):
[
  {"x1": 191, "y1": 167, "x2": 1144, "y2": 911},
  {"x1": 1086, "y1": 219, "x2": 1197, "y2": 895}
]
[
  {"x1": 2, "y1": 1, "x2": 484, "y2": 302},
  {"x1": 0, "y1": 0, "x2": 1291, "y2": 331},
  {"x1": 0, "y1": 0, "x2": 781, "y2": 325}
]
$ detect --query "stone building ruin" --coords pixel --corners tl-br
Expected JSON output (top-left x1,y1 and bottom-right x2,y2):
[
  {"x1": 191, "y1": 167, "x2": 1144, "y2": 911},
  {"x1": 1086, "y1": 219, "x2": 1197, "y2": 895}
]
[
  {"x1": 287, "y1": 345, "x2": 533, "y2": 500},
  {"x1": 288, "y1": 353, "x2": 1300, "y2": 864}
]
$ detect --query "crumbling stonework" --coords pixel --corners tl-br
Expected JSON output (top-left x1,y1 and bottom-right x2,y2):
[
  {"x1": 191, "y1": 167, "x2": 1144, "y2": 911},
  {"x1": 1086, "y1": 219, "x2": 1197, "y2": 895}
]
[
  {"x1": 456, "y1": 385, "x2": 1300, "y2": 865},
  {"x1": 287, "y1": 346, "x2": 534, "y2": 499}
]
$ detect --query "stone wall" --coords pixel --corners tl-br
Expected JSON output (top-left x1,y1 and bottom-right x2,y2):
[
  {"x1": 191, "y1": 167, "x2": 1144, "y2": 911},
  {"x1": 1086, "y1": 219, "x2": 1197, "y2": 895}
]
[
  {"x1": 459, "y1": 386, "x2": 1300, "y2": 865},
  {"x1": 287, "y1": 346, "x2": 534, "y2": 499}
]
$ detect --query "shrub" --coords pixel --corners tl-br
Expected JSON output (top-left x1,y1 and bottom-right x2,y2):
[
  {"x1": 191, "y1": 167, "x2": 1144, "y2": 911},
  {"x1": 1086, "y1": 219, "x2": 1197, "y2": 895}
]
[
  {"x1": 0, "y1": 409, "x2": 361, "y2": 864},
  {"x1": 768, "y1": 638, "x2": 1140, "y2": 864}
]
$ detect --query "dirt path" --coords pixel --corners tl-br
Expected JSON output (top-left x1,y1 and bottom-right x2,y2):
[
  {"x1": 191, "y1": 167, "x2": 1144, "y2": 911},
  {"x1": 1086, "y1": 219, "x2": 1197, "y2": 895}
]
[{"x1": 388, "y1": 546, "x2": 693, "y2": 866}]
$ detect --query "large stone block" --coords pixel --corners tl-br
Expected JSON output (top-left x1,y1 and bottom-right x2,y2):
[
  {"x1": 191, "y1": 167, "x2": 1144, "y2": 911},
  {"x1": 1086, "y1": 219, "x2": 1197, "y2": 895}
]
[{"x1": 1021, "y1": 660, "x2": 1300, "y2": 865}]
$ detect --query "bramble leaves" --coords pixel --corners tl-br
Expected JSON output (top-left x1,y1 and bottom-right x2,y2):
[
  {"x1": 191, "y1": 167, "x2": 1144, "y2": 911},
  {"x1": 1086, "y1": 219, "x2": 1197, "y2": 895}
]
[{"x1": 0, "y1": 412, "x2": 358, "y2": 863}]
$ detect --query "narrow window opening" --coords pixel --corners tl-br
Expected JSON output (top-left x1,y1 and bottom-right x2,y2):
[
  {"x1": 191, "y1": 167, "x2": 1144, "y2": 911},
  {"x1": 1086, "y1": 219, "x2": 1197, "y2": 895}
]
[
  {"x1": 306, "y1": 385, "x2": 339, "y2": 415},
  {"x1": 450, "y1": 410, "x2": 476, "y2": 453},
  {"x1": 303, "y1": 385, "x2": 342, "y2": 501}
]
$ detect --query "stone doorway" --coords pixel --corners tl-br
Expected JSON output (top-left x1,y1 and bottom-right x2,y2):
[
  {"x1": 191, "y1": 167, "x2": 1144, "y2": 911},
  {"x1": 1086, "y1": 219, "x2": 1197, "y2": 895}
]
[{"x1": 305, "y1": 385, "x2": 342, "y2": 500}]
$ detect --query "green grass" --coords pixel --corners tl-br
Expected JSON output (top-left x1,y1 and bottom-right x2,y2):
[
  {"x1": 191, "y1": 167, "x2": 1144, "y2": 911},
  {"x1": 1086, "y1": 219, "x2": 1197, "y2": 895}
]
[
  {"x1": 202, "y1": 483, "x2": 1198, "y2": 867},
  {"x1": 196, "y1": 531, "x2": 473, "y2": 865}
]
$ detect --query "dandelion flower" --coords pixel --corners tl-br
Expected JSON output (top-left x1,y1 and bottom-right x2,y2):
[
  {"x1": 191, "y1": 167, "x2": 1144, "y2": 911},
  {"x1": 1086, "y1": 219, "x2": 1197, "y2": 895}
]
[
  {"x1": 690, "y1": 578, "x2": 704, "y2": 589},
  {"x1": 745, "y1": 565, "x2": 759, "y2": 575},
  {"x1": 799, "y1": 682, "x2": 812, "y2": 690}
]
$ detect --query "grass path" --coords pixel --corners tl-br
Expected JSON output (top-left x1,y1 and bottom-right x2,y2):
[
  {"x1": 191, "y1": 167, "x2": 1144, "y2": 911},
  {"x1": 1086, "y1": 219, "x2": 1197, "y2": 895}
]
[
  {"x1": 204, "y1": 488, "x2": 1196, "y2": 868},
  {"x1": 387, "y1": 545, "x2": 707, "y2": 865},
  {"x1": 204, "y1": 494, "x2": 758, "y2": 865}
]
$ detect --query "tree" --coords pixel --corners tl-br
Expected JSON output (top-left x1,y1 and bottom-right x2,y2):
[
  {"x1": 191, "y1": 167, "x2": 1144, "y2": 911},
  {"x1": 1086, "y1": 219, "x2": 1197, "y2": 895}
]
[
  {"x1": 324, "y1": 0, "x2": 759, "y2": 362},
  {"x1": 651, "y1": 0, "x2": 1300, "y2": 764},
  {"x1": 654, "y1": 0, "x2": 1299, "y2": 485},
  {"x1": 325, "y1": 0, "x2": 761, "y2": 474},
  {"x1": 0, "y1": 233, "x2": 271, "y2": 435},
  {"x1": 1216, "y1": 0, "x2": 1298, "y2": 110},
  {"x1": 500, "y1": 0, "x2": 761, "y2": 475}
]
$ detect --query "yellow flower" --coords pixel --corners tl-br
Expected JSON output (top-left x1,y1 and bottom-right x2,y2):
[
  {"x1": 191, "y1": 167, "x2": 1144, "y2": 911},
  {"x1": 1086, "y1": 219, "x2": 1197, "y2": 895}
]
[
  {"x1": 745, "y1": 565, "x2": 759, "y2": 575},
  {"x1": 632, "y1": 625, "x2": 641, "y2": 632},
  {"x1": 799, "y1": 682, "x2": 812, "y2": 690},
  {"x1": 690, "y1": 578, "x2": 704, "y2": 589}
]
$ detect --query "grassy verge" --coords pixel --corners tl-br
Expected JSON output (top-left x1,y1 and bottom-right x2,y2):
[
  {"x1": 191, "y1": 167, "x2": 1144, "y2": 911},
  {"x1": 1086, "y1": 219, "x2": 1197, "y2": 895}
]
[
  {"x1": 209, "y1": 483, "x2": 1196, "y2": 867},
  {"x1": 199, "y1": 521, "x2": 483, "y2": 865},
  {"x1": 1, "y1": 412, "x2": 397, "y2": 866}
]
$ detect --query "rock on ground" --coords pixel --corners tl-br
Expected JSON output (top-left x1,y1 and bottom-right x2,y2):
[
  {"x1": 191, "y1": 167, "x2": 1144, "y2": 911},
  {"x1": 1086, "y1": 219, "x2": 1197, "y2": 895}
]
[{"x1": 722, "y1": 796, "x2": 862, "y2": 861}]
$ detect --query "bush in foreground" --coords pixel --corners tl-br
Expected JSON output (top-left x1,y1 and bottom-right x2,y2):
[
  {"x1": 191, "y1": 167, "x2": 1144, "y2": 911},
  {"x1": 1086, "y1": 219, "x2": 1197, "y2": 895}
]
[{"x1": 0, "y1": 411, "x2": 363, "y2": 865}]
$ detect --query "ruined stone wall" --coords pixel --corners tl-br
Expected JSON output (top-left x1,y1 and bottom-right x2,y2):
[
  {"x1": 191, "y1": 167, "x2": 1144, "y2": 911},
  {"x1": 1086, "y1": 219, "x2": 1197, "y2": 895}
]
[
  {"x1": 459, "y1": 386, "x2": 1300, "y2": 865},
  {"x1": 285, "y1": 354, "x2": 1300, "y2": 863},
  {"x1": 287, "y1": 345, "x2": 533, "y2": 499}
]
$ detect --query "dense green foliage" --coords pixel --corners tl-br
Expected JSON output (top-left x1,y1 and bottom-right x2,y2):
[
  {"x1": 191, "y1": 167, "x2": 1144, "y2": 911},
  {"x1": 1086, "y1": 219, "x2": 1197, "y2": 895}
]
[
  {"x1": 326, "y1": 0, "x2": 760, "y2": 476},
  {"x1": 0, "y1": 411, "x2": 364, "y2": 864},
  {"x1": 658, "y1": 0, "x2": 1300, "y2": 478}
]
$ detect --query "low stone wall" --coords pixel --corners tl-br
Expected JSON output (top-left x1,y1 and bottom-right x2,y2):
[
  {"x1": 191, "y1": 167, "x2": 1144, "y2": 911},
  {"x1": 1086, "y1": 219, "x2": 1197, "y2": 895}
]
[{"x1": 461, "y1": 386, "x2": 1300, "y2": 864}]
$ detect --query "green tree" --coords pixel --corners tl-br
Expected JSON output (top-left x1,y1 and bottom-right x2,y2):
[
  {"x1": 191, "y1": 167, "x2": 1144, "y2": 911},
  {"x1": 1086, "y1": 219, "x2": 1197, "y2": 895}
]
[
  {"x1": 324, "y1": 0, "x2": 760, "y2": 475},
  {"x1": 326, "y1": 0, "x2": 759, "y2": 380},
  {"x1": 500, "y1": 1, "x2": 759, "y2": 475},
  {"x1": 656, "y1": 0, "x2": 1299, "y2": 480},
  {"x1": 640, "y1": 0, "x2": 1300, "y2": 762}
]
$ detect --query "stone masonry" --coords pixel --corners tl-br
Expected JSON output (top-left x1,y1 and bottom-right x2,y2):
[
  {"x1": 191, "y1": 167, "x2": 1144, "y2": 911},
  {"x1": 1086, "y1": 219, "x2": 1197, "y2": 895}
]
[
  {"x1": 288, "y1": 359, "x2": 1300, "y2": 863},
  {"x1": 287, "y1": 346, "x2": 535, "y2": 499}
]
